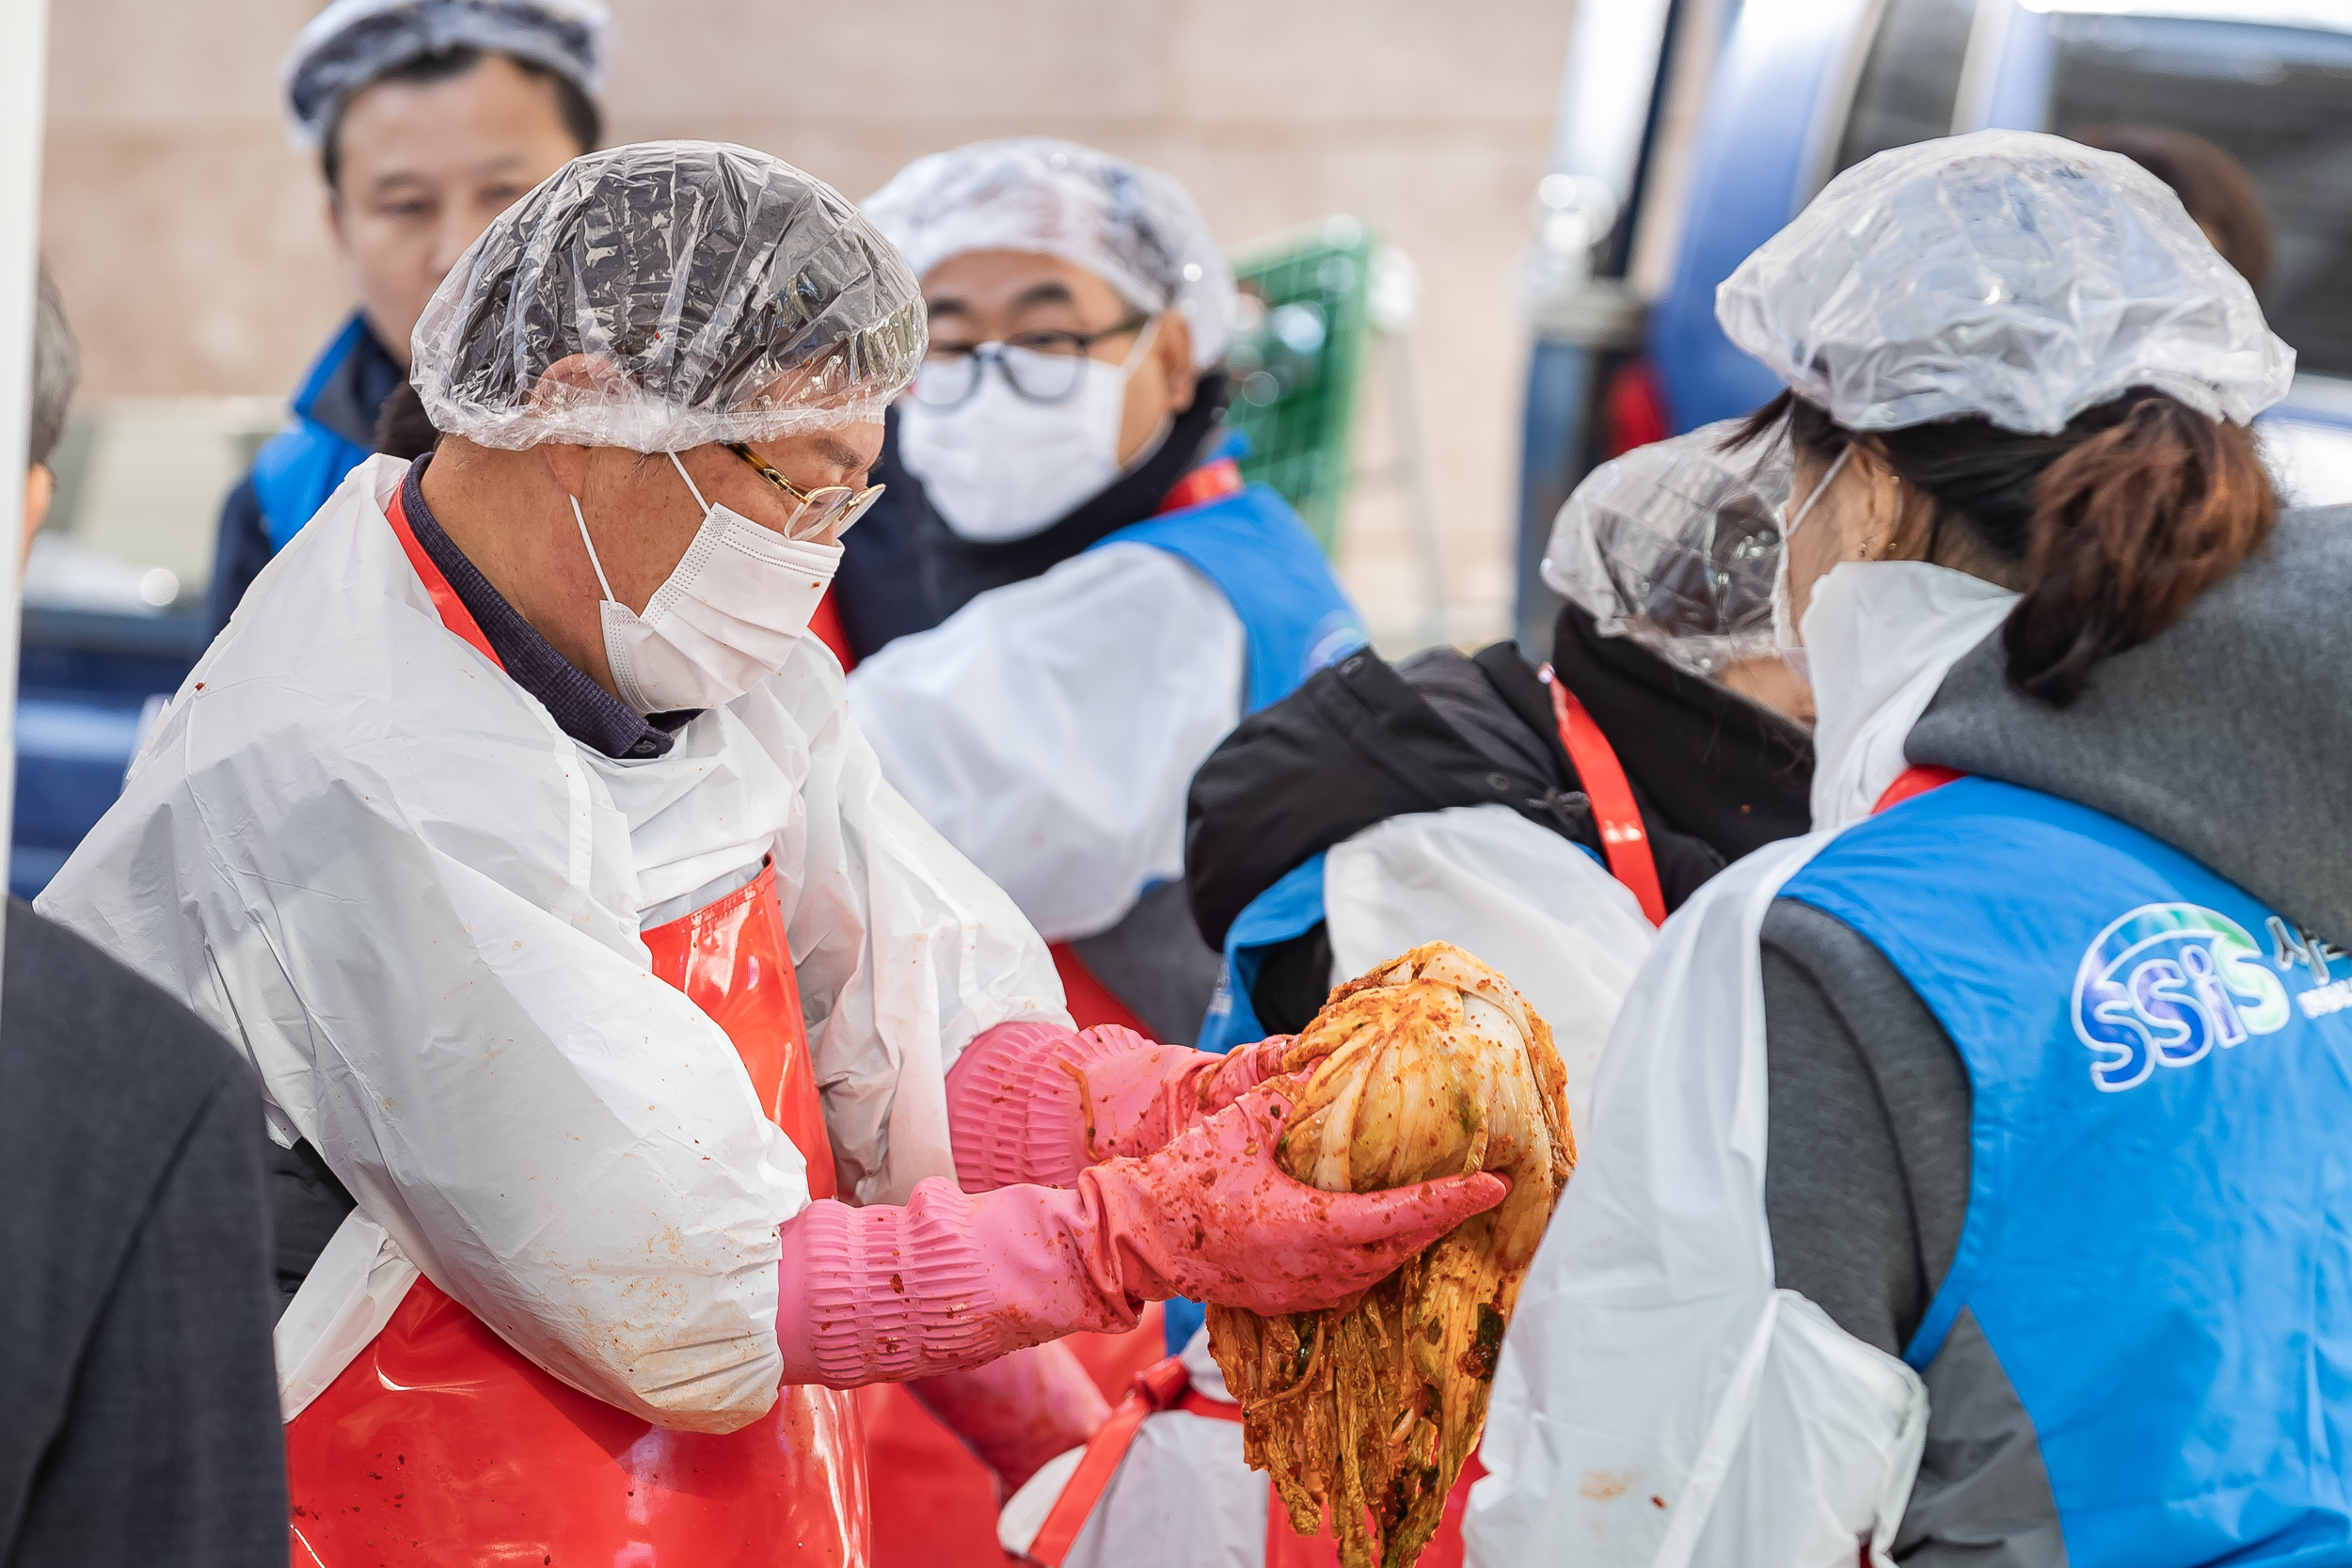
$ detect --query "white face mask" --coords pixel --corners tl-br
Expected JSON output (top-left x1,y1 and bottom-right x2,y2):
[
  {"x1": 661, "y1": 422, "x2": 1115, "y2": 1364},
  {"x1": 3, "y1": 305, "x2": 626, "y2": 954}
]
[
  {"x1": 571, "y1": 451, "x2": 843, "y2": 716},
  {"x1": 897, "y1": 318, "x2": 1166, "y2": 544},
  {"x1": 1770, "y1": 443, "x2": 1851, "y2": 681}
]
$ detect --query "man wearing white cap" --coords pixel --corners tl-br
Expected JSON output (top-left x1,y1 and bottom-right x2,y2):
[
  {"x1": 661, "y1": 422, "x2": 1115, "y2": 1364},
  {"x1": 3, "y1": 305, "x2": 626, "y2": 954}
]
[
  {"x1": 850, "y1": 139, "x2": 1369, "y2": 1047},
  {"x1": 204, "y1": 0, "x2": 605, "y2": 639}
]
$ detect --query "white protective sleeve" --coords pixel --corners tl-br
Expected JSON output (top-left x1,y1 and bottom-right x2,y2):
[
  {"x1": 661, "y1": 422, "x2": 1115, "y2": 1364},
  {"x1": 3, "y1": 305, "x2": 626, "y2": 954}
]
[
  {"x1": 1321, "y1": 803, "x2": 1657, "y2": 1132},
  {"x1": 37, "y1": 456, "x2": 1066, "y2": 1431},
  {"x1": 846, "y1": 542, "x2": 1248, "y2": 942},
  {"x1": 1462, "y1": 833, "x2": 1930, "y2": 1567}
]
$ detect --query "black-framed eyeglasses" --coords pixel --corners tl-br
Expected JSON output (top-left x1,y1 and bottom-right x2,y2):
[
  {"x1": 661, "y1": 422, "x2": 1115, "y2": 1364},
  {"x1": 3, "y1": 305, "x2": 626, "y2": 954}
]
[
  {"x1": 725, "y1": 443, "x2": 885, "y2": 540},
  {"x1": 910, "y1": 313, "x2": 1152, "y2": 409}
]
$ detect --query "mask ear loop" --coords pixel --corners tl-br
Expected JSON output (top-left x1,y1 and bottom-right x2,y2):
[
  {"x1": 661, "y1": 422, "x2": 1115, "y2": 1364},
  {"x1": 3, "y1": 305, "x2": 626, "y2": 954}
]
[
  {"x1": 667, "y1": 450, "x2": 716, "y2": 515},
  {"x1": 569, "y1": 494, "x2": 620, "y2": 605},
  {"x1": 1118, "y1": 312, "x2": 1164, "y2": 372},
  {"x1": 1107, "y1": 315, "x2": 1174, "y2": 476},
  {"x1": 1784, "y1": 443, "x2": 1851, "y2": 539},
  {"x1": 1770, "y1": 442, "x2": 1853, "y2": 681}
]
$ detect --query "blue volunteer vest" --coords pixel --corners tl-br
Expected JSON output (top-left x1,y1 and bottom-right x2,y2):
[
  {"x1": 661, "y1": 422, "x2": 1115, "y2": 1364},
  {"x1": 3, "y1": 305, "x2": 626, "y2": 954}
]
[
  {"x1": 1093, "y1": 481, "x2": 1366, "y2": 714},
  {"x1": 1196, "y1": 853, "x2": 1332, "y2": 1058},
  {"x1": 1782, "y1": 777, "x2": 2352, "y2": 1565},
  {"x1": 250, "y1": 315, "x2": 378, "y2": 553}
]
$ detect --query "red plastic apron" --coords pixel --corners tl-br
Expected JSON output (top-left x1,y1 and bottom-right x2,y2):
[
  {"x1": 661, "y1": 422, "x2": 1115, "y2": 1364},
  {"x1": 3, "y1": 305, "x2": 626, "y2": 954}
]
[{"x1": 286, "y1": 492, "x2": 866, "y2": 1566}]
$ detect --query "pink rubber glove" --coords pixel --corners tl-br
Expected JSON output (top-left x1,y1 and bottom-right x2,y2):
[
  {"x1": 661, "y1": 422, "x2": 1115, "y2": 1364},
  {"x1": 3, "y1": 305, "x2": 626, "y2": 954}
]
[
  {"x1": 946, "y1": 1020, "x2": 1304, "y2": 1191},
  {"x1": 778, "y1": 1089, "x2": 1507, "y2": 1388},
  {"x1": 905, "y1": 1344, "x2": 1110, "y2": 1496}
]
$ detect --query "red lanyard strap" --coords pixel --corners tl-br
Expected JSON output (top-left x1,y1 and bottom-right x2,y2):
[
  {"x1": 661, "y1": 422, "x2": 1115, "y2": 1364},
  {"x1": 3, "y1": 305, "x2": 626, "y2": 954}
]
[
  {"x1": 1542, "y1": 666, "x2": 1666, "y2": 927},
  {"x1": 1157, "y1": 456, "x2": 1245, "y2": 515},
  {"x1": 1028, "y1": 1356, "x2": 1198, "y2": 1566}
]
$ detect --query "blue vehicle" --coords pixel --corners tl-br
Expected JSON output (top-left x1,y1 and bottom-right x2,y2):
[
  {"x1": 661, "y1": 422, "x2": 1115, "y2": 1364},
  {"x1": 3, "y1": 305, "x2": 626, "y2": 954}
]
[
  {"x1": 12, "y1": 398, "x2": 278, "y2": 897},
  {"x1": 1516, "y1": 0, "x2": 2352, "y2": 646}
]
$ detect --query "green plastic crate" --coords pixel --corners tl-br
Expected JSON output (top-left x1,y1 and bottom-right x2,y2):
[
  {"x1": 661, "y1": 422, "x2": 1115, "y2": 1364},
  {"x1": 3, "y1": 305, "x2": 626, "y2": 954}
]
[{"x1": 1222, "y1": 215, "x2": 1376, "y2": 553}]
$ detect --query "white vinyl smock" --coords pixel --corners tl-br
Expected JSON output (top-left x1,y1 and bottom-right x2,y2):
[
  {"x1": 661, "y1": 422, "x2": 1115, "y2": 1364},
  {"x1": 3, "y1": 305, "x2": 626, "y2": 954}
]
[
  {"x1": 35, "y1": 455, "x2": 1067, "y2": 1430},
  {"x1": 847, "y1": 544, "x2": 1246, "y2": 942},
  {"x1": 1464, "y1": 562, "x2": 2013, "y2": 1566}
]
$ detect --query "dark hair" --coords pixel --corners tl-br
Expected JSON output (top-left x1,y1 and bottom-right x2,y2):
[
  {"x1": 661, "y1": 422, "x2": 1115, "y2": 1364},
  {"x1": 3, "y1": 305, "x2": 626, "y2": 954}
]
[
  {"x1": 373, "y1": 379, "x2": 441, "y2": 460},
  {"x1": 2075, "y1": 125, "x2": 2274, "y2": 293},
  {"x1": 322, "y1": 46, "x2": 599, "y2": 192},
  {"x1": 30, "y1": 262, "x2": 79, "y2": 470},
  {"x1": 1736, "y1": 387, "x2": 2276, "y2": 706}
]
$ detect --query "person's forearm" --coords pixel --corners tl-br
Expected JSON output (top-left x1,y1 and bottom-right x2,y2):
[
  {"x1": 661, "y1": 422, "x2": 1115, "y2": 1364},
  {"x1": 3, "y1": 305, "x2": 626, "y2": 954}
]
[
  {"x1": 945, "y1": 1020, "x2": 1142, "y2": 1191},
  {"x1": 776, "y1": 1100, "x2": 1503, "y2": 1390},
  {"x1": 774, "y1": 1178, "x2": 1138, "y2": 1387},
  {"x1": 944, "y1": 1020, "x2": 1297, "y2": 1192}
]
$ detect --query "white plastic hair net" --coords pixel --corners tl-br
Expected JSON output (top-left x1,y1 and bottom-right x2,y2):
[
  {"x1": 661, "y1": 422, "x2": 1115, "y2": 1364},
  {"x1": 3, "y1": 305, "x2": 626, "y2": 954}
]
[
  {"x1": 1716, "y1": 129, "x2": 2294, "y2": 436},
  {"x1": 1541, "y1": 420, "x2": 1791, "y2": 680},
  {"x1": 279, "y1": 0, "x2": 608, "y2": 150},
  {"x1": 863, "y1": 137, "x2": 1234, "y2": 369},
  {"x1": 413, "y1": 142, "x2": 926, "y2": 452}
]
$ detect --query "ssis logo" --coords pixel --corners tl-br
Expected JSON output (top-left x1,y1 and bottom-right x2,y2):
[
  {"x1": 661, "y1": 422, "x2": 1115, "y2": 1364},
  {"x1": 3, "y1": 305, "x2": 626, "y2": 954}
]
[{"x1": 2073, "y1": 904, "x2": 2292, "y2": 1092}]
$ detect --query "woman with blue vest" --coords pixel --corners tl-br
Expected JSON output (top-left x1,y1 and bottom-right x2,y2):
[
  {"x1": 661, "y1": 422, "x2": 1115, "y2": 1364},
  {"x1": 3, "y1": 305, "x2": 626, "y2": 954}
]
[
  {"x1": 848, "y1": 139, "x2": 1366, "y2": 1045},
  {"x1": 204, "y1": 0, "x2": 603, "y2": 640},
  {"x1": 1468, "y1": 131, "x2": 2340, "y2": 1566}
]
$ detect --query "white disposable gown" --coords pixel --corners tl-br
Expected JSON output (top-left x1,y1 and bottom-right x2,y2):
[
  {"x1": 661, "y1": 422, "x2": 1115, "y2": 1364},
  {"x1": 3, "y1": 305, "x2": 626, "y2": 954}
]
[
  {"x1": 36, "y1": 455, "x2": 1068, "y2": 1430},
  {"x1": 1465, "y1": 561, "x2": 2016, "y2": 1566},
  {"x1": 847, "y1": 543, "x2": 1247, "y2": 942}
]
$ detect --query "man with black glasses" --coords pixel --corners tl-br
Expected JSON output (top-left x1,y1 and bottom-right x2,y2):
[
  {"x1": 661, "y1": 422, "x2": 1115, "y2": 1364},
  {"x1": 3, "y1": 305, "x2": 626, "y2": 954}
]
[{"x1": 851, "y1": 139, "x2": 1367, "y2": 1051}]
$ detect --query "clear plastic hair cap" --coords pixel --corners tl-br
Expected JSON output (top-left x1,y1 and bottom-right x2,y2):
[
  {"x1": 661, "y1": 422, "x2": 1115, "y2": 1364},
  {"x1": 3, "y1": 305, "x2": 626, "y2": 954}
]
[
  {"x1": 1542, "y1": 420, "x2": 1791, "y2": 680},
  {"x1": 412, "y1": 141, "x2": 925, "y2": 452},
  {"x1": 1716, "y1": 129, "x2": 2293, "y2": 436},
  {"x1": 864, "y1": 137, "x2": 1235, "y2": 369}
]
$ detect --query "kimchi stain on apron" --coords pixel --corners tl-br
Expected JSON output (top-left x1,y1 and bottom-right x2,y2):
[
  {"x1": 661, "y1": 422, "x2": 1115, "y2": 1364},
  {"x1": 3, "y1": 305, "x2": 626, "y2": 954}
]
[{"x1": 285, "y1": 491, "x2": 866, "y2": 1566}]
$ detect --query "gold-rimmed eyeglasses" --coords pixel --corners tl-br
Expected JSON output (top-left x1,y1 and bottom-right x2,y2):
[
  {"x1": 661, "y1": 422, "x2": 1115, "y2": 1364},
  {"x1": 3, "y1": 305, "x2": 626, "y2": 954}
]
[{"x1": 726, "y1": 442, "x2": 885, "y2": 541}]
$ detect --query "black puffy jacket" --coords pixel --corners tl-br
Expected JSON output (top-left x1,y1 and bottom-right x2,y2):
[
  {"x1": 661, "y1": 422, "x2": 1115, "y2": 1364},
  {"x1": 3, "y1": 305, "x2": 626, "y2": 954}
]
[{"x1": 1183, "y1": 606, "x2": 1814, "y2": 1032}]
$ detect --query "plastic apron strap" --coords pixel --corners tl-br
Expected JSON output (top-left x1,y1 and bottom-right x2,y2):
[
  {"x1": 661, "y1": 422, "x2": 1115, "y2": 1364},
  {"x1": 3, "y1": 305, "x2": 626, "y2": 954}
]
[
  {"x1": 1027, "y1": 1358, "x2": 1193, "y2": 1566},
  {"x1": 1023, "y1": 1355, "x2": 1482, "y2": 1568}
]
